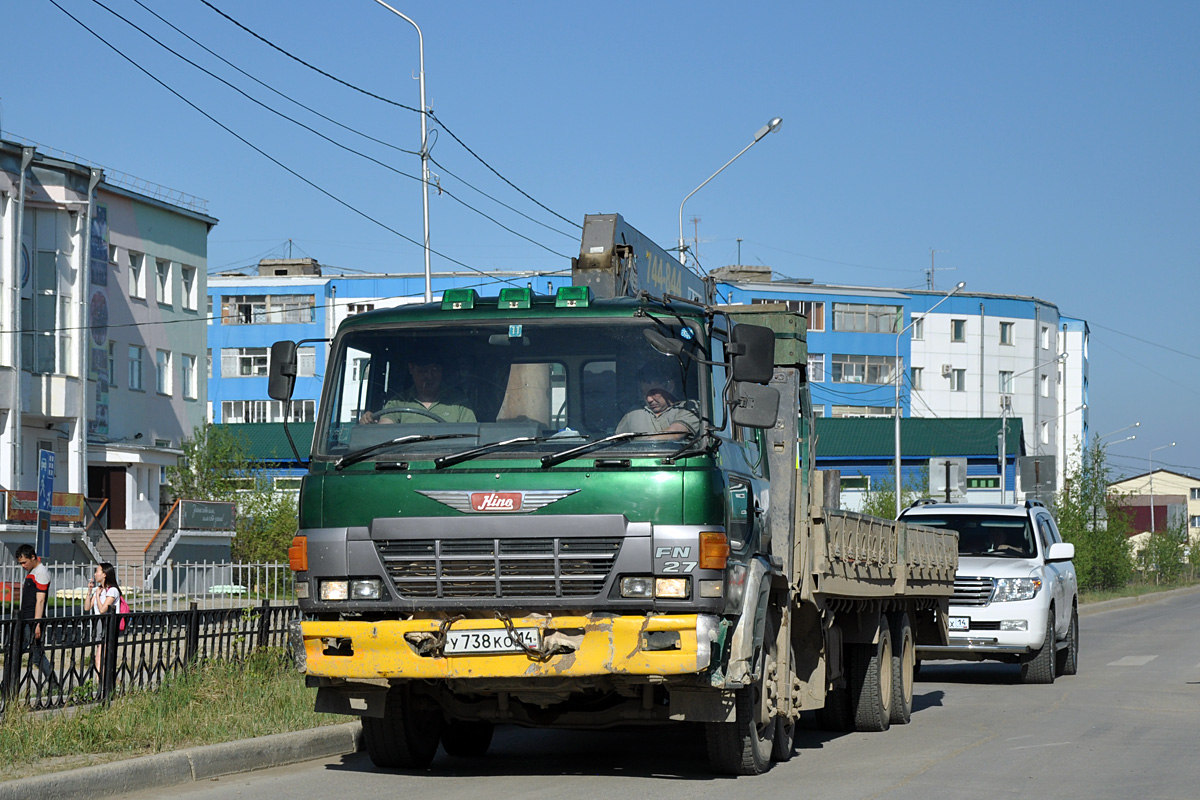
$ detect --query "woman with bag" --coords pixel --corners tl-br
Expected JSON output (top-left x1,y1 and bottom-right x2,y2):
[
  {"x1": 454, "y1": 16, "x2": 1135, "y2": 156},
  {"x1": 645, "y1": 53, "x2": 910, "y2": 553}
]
[{"x1": 83, "y1": 562, "x2": 124, "y2": 678}]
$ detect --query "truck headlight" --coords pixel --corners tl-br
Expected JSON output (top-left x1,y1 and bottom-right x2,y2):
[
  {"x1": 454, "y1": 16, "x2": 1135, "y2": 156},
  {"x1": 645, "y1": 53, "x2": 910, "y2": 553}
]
[
  {"x1": 993, "y1": 578, "x2": 1041, "y2": 602},
  {"x1": 655, "y1": 577, "x2": 690, "y2": 599},
  {"x1": 351, "y1": 579, "x2": 383, "y2": 600},
  {"x1": 319, "y1": 580, "x2": 349, "y2": 601},
  {"x1": 621, "y1": 577, "x2": 654, "y2": 598}
]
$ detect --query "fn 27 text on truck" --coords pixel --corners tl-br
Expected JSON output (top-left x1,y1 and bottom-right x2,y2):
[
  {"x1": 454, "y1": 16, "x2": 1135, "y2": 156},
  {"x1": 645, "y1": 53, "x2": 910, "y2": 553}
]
[{"x1": 269, "y1": 214, "x2": 958, "y2": 775}]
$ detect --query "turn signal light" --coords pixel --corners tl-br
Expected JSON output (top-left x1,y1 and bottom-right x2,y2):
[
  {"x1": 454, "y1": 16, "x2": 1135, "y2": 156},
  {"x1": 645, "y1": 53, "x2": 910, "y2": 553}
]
[
  {"x1": 288, "y1": 536, "x2": 308, "y2": 572},
  {"x1": 699, "y1": 531, "x2": 730, "y2": 570}
]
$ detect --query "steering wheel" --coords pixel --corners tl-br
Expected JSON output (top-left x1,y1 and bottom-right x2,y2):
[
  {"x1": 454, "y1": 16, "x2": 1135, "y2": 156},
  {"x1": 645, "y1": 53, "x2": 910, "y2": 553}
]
[{"x1": 376, "y1": 406, "x2": 446, "y2": 423}]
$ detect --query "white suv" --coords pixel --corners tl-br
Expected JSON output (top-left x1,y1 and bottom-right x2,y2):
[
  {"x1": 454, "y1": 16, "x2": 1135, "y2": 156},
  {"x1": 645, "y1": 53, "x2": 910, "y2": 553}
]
[{"x1": 899, "y1": 500, "x2": 1079, "y2": 684}]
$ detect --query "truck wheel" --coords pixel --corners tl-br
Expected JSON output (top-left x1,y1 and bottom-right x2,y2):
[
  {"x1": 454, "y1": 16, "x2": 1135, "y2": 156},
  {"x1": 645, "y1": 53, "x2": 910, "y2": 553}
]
[
  {"x1": 362, "y1": 685, "x2": 444, "y2": 769},
  {"x1": 889, "y1": 612, "x2": 915, "y2": 725},
  {"x1": 1021, "y1": 609, "x2": 1056, "y2": 685},
  {"x1": 706, "y1": 623, "x2": 777, "y2": 775},
  {"x1": 441, "y1": 720, "x2": 494, "y2": 758},
  {"x1": 848, "y1": 621, "x2": 893, "y2": 732},
  {"x1": 1056, "y1": 607, "x2": 1079, "y2": 677}
]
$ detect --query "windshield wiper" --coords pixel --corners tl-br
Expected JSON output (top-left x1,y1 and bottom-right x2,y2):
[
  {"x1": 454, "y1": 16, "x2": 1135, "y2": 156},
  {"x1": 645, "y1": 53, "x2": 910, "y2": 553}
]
[
  {"x1": 335, "y1": 433, "x2": 475, "y2": 471},
  {"x1": 663, "y1": 426, "x2": 716, "y2": 462},
  {"x1": 434, "y1": 436, "x2": 548, "y2": 470},
  {"x1": 540, "y1": 431, "x2": 674, "y2": 469}
]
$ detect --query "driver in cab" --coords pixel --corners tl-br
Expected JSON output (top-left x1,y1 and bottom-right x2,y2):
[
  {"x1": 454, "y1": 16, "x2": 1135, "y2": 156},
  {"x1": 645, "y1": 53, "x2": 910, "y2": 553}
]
[
  {"x1": 616, "y1": 365, "x2": 698, "y2": 439},
  {"x1": 360, "y1": 355, "x2": 476, "y2": 424}
]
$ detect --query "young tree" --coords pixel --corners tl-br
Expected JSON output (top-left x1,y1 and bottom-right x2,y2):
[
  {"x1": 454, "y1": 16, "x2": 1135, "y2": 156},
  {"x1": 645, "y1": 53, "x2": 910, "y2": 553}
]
[
  {"x1": 1054, "y1": 439, "x2": 1133, "y2": 592},
  {"x1": 856, "y1": 465, "x2": 928, "y2": 518},
  {"x1": 167, "y1": 424, "x2": 298, "y2": 563}
]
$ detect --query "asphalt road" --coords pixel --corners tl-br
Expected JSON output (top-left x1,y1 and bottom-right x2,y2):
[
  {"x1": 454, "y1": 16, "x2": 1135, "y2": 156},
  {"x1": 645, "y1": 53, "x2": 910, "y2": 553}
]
[{"x1": 114, "y1": 591, "x2": 1200, "y2": 800}]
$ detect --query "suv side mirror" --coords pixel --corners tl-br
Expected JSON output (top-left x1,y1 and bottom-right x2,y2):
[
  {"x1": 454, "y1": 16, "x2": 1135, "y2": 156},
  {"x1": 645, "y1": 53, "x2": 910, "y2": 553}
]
[
  {"x1": 729, "y1": 324, "x2": 775, "y2": 384},
  {"x1": 1046, "y1": 541, "x2": 1075, "y2": 562},
  {"x1": 268, "y1": 340, "x2": 298, "y2": 401}
]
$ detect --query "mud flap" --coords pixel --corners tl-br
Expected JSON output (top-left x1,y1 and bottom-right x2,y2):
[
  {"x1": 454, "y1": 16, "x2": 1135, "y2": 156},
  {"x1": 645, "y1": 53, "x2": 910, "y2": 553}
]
[
  {"x1": 315, "y1": 684, "x2": 389, "y2": 718},
  {"x1": 669, "y1": 689, "x2": 737, "y2": 722}
]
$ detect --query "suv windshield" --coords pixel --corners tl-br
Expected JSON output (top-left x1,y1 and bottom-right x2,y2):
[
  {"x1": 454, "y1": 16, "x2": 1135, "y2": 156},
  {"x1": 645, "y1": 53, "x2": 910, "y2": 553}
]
[
  {"x1": 908, "y1": 514, "x2": 1038, "y2": 559},
  {"x1": 313, "y1": 317, "x2": 707, "y2": 462}
]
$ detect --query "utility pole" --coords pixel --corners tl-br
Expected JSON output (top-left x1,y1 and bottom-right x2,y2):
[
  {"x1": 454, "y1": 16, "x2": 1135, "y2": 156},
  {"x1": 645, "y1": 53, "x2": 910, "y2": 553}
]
[
  {"x1": 691, "y1": 216, "x2": 701, "y2": 264},
  {"x1": 736, "y1": 237, "x2": 743, "y2": 266}
]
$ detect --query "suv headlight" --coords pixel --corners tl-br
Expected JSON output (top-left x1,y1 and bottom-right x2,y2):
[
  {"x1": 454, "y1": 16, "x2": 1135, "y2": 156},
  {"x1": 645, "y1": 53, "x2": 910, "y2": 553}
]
[{"x1": 993, "y1": 577, "x2": 1041, "y2": 602}]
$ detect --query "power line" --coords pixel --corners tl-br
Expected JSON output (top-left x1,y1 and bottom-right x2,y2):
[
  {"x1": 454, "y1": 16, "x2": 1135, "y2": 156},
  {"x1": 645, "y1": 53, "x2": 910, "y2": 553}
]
[
  {"x1": 197, "y1": 0, "x2": 578, "y2": 231},
  {"x1": 85, "y1": 0, "x2": 571, "y2": 259},
  {"x1": 46, "y1": 0, "x2": 531, "y2": 280}
]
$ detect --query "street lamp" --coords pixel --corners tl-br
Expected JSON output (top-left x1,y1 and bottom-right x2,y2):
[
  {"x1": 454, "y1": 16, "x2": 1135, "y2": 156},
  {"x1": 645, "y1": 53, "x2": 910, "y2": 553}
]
[
  {"x1": 894, "y1": 281, "x2": 966, "y2": 517},
  {"x1": 678, "y1": 117, "x2": 782, "y2": 266},
  {"x1": 1148, "y1": 441, "x2": 1176, "y2": 533},
  {"x1": 1098, "y1": 421, "x2": 1140, "y2": 440},
  {"x1": 373, "y1": 1, "x2": 433, "y2": 302},
  {"x1": 996, "y1": 351, "x2": 1068, "y2": 503}
]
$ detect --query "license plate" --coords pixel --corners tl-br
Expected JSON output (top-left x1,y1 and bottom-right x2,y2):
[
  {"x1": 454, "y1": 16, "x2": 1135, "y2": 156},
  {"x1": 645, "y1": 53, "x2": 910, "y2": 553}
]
[
  {"x1": 949, "y1": 616, "x2": 969, "y2": 631},
  {"x1": 444, "y1": 627, "x2": 541, "y2": 655}
]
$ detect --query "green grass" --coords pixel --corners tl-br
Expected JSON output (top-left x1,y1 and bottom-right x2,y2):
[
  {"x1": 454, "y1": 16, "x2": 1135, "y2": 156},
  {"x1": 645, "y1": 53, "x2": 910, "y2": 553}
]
[
  {"x1": 0, "y1": 649, "x2": 339, "y2": 780},
  {"x1": 1081, "y1": 577, "x2": 1200, "y2": 604}
]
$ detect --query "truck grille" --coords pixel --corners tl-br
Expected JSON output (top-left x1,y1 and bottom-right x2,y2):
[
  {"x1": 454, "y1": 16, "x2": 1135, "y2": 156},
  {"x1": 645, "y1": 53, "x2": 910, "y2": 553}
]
[
  {"x1": 376, "y1": 536, "x2": 623, "y2": 599},
  {"x1": 952, "y1": 576, "x2": 995, "y2": 606}
]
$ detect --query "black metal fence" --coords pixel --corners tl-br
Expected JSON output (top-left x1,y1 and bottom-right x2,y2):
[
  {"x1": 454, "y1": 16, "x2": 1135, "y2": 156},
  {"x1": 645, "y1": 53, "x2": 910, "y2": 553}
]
[{"x1": 0, "y1": 601, "x2": 300, "y2": 716}]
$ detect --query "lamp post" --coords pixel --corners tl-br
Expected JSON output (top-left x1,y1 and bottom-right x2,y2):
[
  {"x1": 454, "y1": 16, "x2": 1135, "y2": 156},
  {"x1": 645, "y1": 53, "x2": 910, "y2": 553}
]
[
  {"x1": 1097, "y1": 421, "x2": 1140, "y2": 440},
  {"x1": 894, "y1": 281, "x2": 966, "y2": 517},
  {"x1": 373, "y1": 1, "x2": 433, "y2": 302},
  {"x1": 1148, "y1": 442, "x2": 1176, "y2": 533},
  {"x1": 678, "y1": 117, "x2": 782, "y2": 266},
  {"x1": 996, "y1": 352, "x2": 1067, "y2": 504}
]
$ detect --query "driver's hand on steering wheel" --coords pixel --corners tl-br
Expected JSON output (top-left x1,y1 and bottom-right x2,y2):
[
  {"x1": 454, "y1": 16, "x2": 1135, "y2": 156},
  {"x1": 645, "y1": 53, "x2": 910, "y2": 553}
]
[{"x1": 359, "y1": 409, "x2": 395, "y2": 425}]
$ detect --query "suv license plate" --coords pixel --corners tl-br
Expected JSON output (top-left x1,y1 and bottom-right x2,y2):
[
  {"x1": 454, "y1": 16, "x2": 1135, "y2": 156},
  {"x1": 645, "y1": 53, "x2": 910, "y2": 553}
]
[
  {"x1": 444, "y1": 627, "x2": 541, "y2": 655},
  {"x1": 948, "y1": 616, "x2": 969, "y2": 631}
]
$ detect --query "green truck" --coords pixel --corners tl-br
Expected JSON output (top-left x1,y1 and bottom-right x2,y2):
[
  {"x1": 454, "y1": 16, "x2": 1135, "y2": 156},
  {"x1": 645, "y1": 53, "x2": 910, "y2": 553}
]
[{"x1": 270, "y1": 214, "x2": 957, "y2": 775}]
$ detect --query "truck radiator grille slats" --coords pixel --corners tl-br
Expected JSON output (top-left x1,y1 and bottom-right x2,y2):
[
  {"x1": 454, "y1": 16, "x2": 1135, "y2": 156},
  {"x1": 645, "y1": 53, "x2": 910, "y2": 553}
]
[
  {"x1": 376, "y1": 537, "x2": 622, "y2": 599},
  {"x1": 953, "y1": 576, "x2": 995, "y2": 606}
]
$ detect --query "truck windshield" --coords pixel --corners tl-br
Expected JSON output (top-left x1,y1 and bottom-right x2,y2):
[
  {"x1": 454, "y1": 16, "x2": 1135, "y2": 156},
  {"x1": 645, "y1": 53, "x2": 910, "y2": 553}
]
[
  {"x1": 910, "y1": 515, "x2": 1037, "y2": 559},
  {"x1": 313, "y1": 317, "x2": 707, "y2": 462}
]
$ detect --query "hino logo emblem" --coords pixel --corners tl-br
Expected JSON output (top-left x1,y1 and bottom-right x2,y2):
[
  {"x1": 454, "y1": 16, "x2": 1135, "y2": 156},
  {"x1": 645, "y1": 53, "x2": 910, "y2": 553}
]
[{"x1": 417, "y1": 489, "x2": 579, "y2": 513}]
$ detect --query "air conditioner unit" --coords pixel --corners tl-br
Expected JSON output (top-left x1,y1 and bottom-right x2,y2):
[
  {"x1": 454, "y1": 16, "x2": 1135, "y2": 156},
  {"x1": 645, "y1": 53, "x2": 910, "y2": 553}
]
[
  {"x1": 941, "y1": 364, "x2": 953, "y2": 378},
  {"x1": 1000, "y1": 394, "x2": 1013, "y2": 411}
]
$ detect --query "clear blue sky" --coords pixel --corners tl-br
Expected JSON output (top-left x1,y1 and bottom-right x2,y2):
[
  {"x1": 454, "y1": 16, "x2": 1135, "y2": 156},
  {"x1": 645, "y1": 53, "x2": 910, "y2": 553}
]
[{"x1": 5, "y1": 1, "x2": 1198, "y2": 478}]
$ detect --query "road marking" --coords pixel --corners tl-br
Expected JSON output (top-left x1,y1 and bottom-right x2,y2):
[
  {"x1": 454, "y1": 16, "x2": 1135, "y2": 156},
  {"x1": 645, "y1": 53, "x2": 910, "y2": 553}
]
[
  {"x1": 1108, "y1": 655, "x2": 1158, "y2": 666},
  {"x1": 1011, "y1": 742, "x2": 1072, "y2": 750}
]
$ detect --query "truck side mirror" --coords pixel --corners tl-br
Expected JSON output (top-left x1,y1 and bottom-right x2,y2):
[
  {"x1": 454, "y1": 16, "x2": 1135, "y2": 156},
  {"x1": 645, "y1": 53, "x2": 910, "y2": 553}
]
[
  {"x1": 729, "y1": 324, "x2": 774, "y2": 384},
  {"x1": 730, "y1": 381, "x2": 779, "y2": 429},
  {"x1": 268, "y1": 340, "x2": 298, "y2": 401}
]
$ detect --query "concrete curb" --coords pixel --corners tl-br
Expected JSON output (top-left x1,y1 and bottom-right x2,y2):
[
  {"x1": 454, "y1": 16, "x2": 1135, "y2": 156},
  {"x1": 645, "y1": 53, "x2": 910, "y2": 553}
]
[
  {"x1": 0, "y1": 720, "x2": 363, "y2": 800},
  {"x1": 1080, "y1": 582, "x2": 1200, "y2": 617}
]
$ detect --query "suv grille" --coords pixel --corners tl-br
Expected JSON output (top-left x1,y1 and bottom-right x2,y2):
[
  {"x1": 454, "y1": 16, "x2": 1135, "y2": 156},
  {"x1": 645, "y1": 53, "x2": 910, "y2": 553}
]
[
  {"x1": 376, "y1": 536, "x2": 623, "y2": 599},
  {"x1": 953, "y1": 576, "x2": 995, "y2": 606}
]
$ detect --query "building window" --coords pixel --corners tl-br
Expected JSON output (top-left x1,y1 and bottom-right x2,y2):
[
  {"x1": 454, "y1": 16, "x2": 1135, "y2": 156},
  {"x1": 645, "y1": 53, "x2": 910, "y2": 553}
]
[
  {"x1": 155, "y1": 259, "x2": 172, "y2": 305},
  {"x1": 181, "y1": 266, "x2": 198, "y2": 310},
  {"x1": 807, "y1": 353, "x2": 825, "y2": 383},
  {"x1": 832, "y1": 303, "x2": 901, "y2": 333},
  {"x1": 1191, "y1": 488, "x2": 1200, "y2": 501},
  {"x1": 108, "y1": 244, "x2": 118, "y2": 264},
  {"x1": 156, "y1": 349, "x2": 172, "y2": 395},
  {"x1": 348, "y1": 303, "x2": 376, "y2": 316},
  {"x1": 207, "y1": 295, "x2": 214, "y2": 325},
  {"x1": 221, "y1": 294, "x2": 316, "y2": 325},
  {"x1": 221, "y1": 347, "x2": 269, "y2": 377},
  {"x1": 840, "y1": 475, "x2": 869, "y2": 491},
  {"x1": 222, "y1": 399, "x2": 315, "y2": 423},
  {"x1": 968, "y1": 477, "x2": 1000, "y2": 489},
  {"x1": 129, "y1": 252, "x2": 145, "y2": 299},
  {"x1": 1040, "y1": 374, "x2": 1049, "y2": 397},
  {"x1": 107, "y1": 342, "x2": 116, "y2": 384},
  {"x1": 1000, "y1": 321, "x2": 1014, "y2": 346},
  {"x1": 831, "y1": 405, "x2": 894, "y2": 418},
  {"x1": 129, "y1": 345, "x2": 144, "y2": 390},
  {"x1": 951, "y1": 368, "x2": 966, "y2": 392},
  {"x1": 207, "y1": 349, "x2": 212, "y2": 379},
  {"x1": 183, "y1": 354, "x2": 197, "y2": 399},
  {"x1": 999, "y1": 371, "x2": 1013, "y2": 393},
  {"x1": 298, "y1": 346, "x2": 317, "y2": 378},
  {"x1": 951, "y1": 319, "x2": 967, "y2": 342},
  {"x1": 1191, "y1": 515, "x2": 1200, "y2": 528},
  {"x1": 911, "y1": 366, "x2": 923, "y2": 391},
  {"x1": 1041, "y1": 325, "x2": 1050, "y2": 349},
  {"x1": 751, "y1": 299, "x2": 825, "y2": 331},
  {"x1": 1041, "y1": 421, "x2": 1050, "y2": 444},
  {"x1": 832, "y1": 354, "x2": 897, "y2": 385},
  {"x1": 912, "y1": 317, "x2": 924, "y2": 341},
  {"x1": 812, "y1": 405, "x2": 825, "y2": 418}
]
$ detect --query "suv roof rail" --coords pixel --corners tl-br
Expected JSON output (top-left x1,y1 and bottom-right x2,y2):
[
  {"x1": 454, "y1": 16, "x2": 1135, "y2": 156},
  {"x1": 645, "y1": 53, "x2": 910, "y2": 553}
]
[{"x1": 1024, "y1": 498, "x2": 1047, "y2": 509}]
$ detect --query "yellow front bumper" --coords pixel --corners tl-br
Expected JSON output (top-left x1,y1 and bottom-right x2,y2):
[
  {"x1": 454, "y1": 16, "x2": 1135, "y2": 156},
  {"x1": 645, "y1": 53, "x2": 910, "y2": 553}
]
[{"x1": 301, "y1": 614, "x2": 709, "y2": 680}]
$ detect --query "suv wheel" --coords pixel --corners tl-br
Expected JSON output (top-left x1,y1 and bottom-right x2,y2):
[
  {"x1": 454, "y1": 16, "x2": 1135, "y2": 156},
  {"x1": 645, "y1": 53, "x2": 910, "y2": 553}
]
[
  {"x1": 1020, "y1": 609, "x2": 1056, "y2": 685},
  {"x1": 1056, "y1": 606, "x2": 1079, "y2": 676}
]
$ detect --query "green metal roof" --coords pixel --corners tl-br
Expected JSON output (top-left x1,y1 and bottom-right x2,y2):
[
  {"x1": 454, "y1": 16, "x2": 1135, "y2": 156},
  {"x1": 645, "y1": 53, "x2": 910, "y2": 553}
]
[
  {"x1": 214, "y1": 422, "x2": 314, "y2": 462},
  {"x1": 815, "y1": 417, "x2": 1024, "y2": 459}
]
